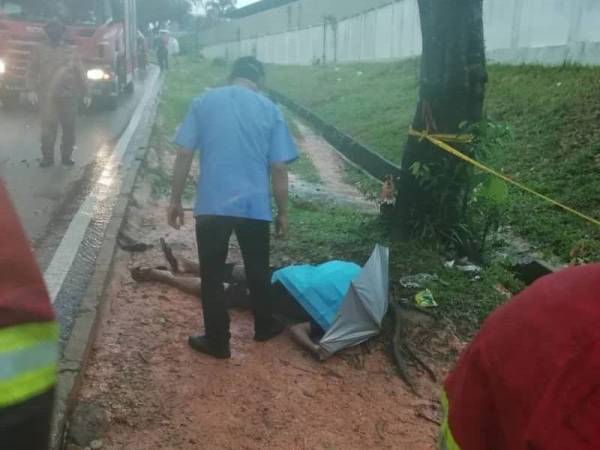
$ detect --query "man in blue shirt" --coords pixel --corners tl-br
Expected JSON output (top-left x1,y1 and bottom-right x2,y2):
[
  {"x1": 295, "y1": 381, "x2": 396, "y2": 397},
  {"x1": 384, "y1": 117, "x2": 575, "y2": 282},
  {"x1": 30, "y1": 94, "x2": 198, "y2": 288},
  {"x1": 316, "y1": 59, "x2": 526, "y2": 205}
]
[{"x1": 168, "y1": 57, "x2": 298, "y2": 359}]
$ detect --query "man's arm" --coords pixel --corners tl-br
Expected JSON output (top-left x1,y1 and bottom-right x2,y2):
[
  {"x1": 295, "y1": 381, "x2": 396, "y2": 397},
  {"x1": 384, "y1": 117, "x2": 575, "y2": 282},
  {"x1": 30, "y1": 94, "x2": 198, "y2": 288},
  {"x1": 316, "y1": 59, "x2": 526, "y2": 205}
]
[
  {"x1": 168, "y1": 148, "x2": 194, "y2": 229},
  {"x1": 271, "y1": 162, "x2": 289, "y2": 237}
]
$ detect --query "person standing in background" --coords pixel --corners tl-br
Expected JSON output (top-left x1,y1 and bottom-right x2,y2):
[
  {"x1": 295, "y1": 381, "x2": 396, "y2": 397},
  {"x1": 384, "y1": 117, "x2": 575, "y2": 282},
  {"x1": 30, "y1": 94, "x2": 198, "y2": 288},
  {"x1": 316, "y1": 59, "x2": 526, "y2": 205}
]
[
  {"x1": 168, "y1": 57, "x2": 298, "y2": 359},
  {"x1": 27, "y1": 18, "x2": 90, "y2": 168},
  {"x1": 157, "y1": 30, "x2": 170, "y2": 72},
  {"x1": 168, "y1": 34, "x2": 180, "y2": 67},
  {"x1": 0, "y1": 179, "x2": 58, "y2": 450}
]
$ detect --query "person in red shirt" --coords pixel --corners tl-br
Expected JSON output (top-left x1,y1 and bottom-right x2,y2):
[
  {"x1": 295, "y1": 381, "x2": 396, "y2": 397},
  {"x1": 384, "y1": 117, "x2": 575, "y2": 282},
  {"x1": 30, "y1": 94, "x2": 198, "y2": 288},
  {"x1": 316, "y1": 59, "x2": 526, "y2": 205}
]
[
  {"x1": 440, "y1": 264, "x2": 600, "y2": 450},
  {"x1": 0, "y1": 180, "x2": 57, "y2": 450}
]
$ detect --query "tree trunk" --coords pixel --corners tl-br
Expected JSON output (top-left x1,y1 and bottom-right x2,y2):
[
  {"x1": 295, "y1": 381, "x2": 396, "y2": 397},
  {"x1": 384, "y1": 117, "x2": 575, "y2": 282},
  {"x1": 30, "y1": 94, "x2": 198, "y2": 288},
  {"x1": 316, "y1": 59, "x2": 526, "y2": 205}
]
[{"x1": 395, "y1": 0, "x2": 487, "y2": 240}]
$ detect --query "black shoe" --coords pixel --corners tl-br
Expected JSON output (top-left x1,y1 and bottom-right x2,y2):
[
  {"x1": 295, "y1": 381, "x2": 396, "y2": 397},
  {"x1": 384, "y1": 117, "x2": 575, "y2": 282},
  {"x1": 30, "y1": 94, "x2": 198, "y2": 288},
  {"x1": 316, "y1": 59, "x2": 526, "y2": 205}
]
[
  {"x1": 62, "y1": 158, "x2": 75, "y2": 166},
  {"x1": 39, "y1": 159, "x2": 54, "y2": 168},
  {"x1": 188, "y1": 335, "x2": 231, "y2": 359},
  {"x1": 254, "y1": 319, "x2": 285, "y2": 342}
]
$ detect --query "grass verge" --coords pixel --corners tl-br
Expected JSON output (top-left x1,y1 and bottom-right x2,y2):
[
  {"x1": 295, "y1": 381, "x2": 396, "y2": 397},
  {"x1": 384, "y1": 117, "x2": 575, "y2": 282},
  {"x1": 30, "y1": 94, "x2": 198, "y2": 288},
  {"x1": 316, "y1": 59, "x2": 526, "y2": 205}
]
[{"x1": 267, "y1": 62, "x2": 600, "y2": 262}]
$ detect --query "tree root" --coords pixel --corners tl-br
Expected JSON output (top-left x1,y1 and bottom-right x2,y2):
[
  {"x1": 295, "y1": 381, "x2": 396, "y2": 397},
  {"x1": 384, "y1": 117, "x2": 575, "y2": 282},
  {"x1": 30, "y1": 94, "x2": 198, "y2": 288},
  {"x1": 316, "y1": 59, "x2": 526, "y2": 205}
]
[
  {"x1": 389, "y1": 301, "x2": 438, "y2": 394},
  {"x1": 390, "y1": 302, "x2": 418, "y2": 394}
]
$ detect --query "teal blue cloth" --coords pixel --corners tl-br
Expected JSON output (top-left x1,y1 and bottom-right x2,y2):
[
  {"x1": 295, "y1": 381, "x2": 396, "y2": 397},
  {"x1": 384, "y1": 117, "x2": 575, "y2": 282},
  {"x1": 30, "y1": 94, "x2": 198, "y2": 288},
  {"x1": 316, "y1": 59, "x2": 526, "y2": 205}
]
[{"x1": 271, "y1": 261, "x2": 361, "y2": 331}]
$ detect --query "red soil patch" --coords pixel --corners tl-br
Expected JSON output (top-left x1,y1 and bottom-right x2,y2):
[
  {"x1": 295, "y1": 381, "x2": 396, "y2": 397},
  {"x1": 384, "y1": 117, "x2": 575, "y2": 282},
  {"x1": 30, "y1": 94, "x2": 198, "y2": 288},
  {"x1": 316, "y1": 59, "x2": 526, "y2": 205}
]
[{"x1": 75, "y1": 198, "x2": 442, "y2": 450}]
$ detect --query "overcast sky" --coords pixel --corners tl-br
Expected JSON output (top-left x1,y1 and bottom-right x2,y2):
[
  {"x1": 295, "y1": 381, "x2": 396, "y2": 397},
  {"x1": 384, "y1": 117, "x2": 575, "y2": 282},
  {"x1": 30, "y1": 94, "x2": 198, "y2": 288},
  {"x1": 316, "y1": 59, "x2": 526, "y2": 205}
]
[
  {"x1": 236, "y1": 0, "x2": 261, "y2": 8},
  {"x1": 193, "y1": 0, "x2": 260, "y2": 14}
]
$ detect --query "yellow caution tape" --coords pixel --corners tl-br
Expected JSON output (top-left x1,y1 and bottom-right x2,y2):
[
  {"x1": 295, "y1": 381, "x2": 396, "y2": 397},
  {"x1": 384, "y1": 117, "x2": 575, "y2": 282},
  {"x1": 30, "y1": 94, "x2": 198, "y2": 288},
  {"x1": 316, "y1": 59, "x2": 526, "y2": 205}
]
[{"x1": 408, "y1": 128, "x2": 600, "y2": 227}]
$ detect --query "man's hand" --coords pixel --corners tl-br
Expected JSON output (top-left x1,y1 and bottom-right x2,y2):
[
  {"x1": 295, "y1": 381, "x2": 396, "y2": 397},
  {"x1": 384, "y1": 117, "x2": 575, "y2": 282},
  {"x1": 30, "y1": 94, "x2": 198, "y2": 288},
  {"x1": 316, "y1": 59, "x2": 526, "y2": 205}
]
[
  {"x1": 27, "y1": 92, "x2": 38, "y2": 106},
  {"x1": 83, "y1": 96, "x2": 92, "y2": 108},
  {"x1": 275, "y1": 211, "x2": 289, "y2": 238},
  {"x1": 167, "y1": 202, "x2": 185, "y2": 230}
]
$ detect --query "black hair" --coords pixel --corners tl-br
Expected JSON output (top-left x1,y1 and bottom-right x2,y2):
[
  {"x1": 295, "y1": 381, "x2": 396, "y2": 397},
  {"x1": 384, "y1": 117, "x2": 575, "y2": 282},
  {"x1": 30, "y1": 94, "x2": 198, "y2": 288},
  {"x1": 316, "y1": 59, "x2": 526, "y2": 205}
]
[{"x1": 229, "y1": 56, "x2": 265, "y2": 84}]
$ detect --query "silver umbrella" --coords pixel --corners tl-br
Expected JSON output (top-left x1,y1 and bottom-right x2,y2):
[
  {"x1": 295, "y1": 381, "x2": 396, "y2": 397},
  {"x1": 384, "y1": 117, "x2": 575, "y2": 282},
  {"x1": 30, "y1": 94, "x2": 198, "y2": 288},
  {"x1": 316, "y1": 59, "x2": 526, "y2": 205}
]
[{"x1": 319, "y1": 245, "x2": 390, "y2": 358}]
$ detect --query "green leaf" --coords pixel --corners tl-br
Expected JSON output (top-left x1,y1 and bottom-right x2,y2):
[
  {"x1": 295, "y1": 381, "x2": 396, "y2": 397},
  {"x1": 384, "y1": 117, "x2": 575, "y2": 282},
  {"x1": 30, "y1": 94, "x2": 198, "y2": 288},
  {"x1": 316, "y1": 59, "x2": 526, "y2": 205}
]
[{"x1": 480, "y1": 177, "x2": 509, "y2": 205}]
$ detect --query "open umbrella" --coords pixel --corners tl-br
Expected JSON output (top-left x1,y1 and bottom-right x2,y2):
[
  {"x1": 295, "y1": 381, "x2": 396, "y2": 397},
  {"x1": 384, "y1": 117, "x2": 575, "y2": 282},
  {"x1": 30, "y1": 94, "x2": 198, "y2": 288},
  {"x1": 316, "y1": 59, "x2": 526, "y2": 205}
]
[
  {"x1": 271, "y1": 245, "x2": 389, "y2": 359},
  {"x1": 319, "y1": 244, "x2": 389, "y2": 358}
]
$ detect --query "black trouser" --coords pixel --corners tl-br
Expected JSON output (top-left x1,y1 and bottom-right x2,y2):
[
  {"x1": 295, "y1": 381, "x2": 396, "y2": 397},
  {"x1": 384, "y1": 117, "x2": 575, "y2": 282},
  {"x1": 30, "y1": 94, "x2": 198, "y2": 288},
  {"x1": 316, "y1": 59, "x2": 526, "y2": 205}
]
[
  {"x1": 0, "y1": 389, "x2": 54, "y2": 450},
  {"x1": 40, "y1": 95, "x2": 78, "y2": 162},
  {"x1": 196, "y1": 216, "x2": 272, "y2": 346},
  {"x1": 157, "y1": 47, "x2": 169, "y2": 71}
]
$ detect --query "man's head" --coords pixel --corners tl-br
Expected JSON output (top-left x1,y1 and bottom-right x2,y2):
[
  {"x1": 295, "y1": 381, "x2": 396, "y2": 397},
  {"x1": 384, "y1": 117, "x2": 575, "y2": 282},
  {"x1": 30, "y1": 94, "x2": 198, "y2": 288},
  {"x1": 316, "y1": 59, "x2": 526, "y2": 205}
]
[
  {"x1": 45, "y1": 18, "x2": 66, "y2": 45},
  {"x1": 229, "y1": 57, "x2": 265, "y2": 88}
]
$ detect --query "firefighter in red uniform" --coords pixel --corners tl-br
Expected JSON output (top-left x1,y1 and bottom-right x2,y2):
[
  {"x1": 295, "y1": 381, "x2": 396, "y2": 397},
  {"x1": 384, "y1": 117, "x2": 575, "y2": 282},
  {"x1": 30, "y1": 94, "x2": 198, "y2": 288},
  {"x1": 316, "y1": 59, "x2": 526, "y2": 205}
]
[
  {"x1": 0, "y1": 180, "x2": 58, "y2": 450},
  {"x1": 26, "y1": 18, "x2": 91, "y2": 168},
  {"x1": 440, "y1": 264, "x2": 600, "y2": 450}
]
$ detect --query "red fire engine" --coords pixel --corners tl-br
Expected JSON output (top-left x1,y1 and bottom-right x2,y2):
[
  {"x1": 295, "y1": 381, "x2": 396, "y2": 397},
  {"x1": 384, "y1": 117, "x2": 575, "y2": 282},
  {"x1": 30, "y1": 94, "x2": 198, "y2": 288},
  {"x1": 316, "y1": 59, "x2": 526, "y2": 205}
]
[{"x1": 0, "y1": 0, "x2": 139, "y2": 110}]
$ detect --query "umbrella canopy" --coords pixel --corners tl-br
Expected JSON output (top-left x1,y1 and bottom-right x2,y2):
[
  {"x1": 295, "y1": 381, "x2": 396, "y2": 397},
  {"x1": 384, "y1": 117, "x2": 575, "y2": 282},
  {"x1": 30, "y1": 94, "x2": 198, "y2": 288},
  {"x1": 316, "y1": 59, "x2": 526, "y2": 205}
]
[
  {"x1": 319, "y1": 245, "x2": 389, "y2": 358},
  {"x1": 272, "y1": 261, "x2": 361, "y2": 331}
]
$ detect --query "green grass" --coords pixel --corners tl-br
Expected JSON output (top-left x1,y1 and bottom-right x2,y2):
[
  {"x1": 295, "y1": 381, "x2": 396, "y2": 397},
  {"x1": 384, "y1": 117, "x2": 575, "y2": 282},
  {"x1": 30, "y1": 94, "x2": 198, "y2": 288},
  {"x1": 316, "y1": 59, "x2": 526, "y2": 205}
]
[
  {"x1": 268, "y1": 60, "x2": 420, "y2": 166},
  {"x1": 292, "y1": 153, "x2": 322, "y2": 184},
  {"x1": 159, "y1": 57, "x2": 228, "y2": 137},
  {"x1": 343, "y1": 164, "x2": 383, "y2": 200},
  {"x1": 267, "y1": 62, "x2": 600, "y2": 262},
  {"x1": 145, "y1": 57, "x2": 228, "y2": 201},
  {"x1": 281, "y1": 108, "x2": 323, "y2": 184}
]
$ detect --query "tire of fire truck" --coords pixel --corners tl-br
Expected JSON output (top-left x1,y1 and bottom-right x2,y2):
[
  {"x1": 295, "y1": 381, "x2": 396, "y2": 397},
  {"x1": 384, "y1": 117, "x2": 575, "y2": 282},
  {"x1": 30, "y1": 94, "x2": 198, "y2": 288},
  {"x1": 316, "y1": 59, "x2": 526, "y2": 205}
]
[
  {"x1": 0, "y1": 90, "x2": 20, "y2": 110},
  {"x1": 104, "y1": 63, "x2": 120, "y2": 110}
]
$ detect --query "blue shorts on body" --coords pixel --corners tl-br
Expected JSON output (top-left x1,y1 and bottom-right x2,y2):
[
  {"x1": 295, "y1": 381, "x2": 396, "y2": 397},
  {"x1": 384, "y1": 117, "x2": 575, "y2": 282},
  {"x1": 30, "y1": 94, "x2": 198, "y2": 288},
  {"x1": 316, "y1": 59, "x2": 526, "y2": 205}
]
[{"x1": 174, "y1": 85, "x2": 298, "y2": 221}]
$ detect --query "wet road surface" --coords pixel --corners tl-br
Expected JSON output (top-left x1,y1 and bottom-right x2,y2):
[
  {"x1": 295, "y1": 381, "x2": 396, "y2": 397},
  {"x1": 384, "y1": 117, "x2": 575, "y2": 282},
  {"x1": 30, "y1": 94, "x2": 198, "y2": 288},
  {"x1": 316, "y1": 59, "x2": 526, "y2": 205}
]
[
  {"x1": 0, "y1": 70, "x2": 155, "y2": 245},
  {"x1": 0, "y1": 66, "x2": 160, "y2": 348}
]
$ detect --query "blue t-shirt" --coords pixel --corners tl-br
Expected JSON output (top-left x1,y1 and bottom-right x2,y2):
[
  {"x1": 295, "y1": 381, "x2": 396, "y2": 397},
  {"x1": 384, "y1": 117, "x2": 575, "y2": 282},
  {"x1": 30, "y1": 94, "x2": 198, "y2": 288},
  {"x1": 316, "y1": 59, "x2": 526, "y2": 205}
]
[
  {"x1": 271, "y1": 261, "x2": 362, "y2": 332},
  {"x1": 174, "y1": 85, "x2": 298, "y2": 221}
]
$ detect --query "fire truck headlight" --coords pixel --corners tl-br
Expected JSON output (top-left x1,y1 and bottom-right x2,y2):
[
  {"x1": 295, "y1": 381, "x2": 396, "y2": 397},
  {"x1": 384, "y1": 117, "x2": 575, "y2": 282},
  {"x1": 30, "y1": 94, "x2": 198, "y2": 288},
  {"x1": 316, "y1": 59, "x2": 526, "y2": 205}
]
[
  {"x1": 87, "y1": 68, "x2": 110, "y2": 81},
  {"x1": 0, "y1": 59, "x2": 6, "y2": 75}
]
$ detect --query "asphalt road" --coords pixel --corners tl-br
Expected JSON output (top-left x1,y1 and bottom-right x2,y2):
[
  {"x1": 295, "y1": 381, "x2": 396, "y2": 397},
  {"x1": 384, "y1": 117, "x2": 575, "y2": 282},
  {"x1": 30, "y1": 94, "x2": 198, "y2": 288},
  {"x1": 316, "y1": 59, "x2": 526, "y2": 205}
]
[{"x1": 0, "y1": 68, "x2": 156, "y2": 249}]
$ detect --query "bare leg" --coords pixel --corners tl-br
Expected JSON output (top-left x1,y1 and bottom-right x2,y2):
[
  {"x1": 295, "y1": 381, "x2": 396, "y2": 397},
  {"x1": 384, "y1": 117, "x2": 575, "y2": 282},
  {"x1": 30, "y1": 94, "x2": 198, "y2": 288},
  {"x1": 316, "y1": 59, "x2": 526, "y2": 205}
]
[
  {"x1": 175, "y1": 255, "x2": 200, "y2": 275},
  {"x1": 289, "y1": 322, "x2": 321, "y2": 356},
  {"x1": 131, "y1": 267, "x2": 201, "y2": 296},
  {"x1": 162, "y1": 239, "x2": 245, "y2": 281},
  {"x1": 172, "y1": 252, "x2": 246, "y2": 283},
  {"x1": 161, "y1": 273, "x2": 201, "y2": 296}
]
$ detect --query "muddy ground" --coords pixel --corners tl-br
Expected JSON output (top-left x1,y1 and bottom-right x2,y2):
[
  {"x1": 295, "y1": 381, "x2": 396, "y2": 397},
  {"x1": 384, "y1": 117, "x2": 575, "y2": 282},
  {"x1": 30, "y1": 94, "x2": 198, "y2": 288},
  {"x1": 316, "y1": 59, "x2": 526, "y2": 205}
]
[{"x1": 71, "y1": 122, "x2": 452, "y2": 450}]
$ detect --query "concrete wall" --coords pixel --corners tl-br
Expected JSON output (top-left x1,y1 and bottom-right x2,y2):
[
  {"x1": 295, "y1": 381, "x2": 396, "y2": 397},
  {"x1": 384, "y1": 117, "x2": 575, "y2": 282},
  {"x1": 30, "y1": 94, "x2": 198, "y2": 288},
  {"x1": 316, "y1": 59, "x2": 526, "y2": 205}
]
[
  {"x1": 200, "y1": 0, "x2": 392, "y2": 46},
  {"x1": 202, "y1": 0, "x2": 600, "y2": 66}
]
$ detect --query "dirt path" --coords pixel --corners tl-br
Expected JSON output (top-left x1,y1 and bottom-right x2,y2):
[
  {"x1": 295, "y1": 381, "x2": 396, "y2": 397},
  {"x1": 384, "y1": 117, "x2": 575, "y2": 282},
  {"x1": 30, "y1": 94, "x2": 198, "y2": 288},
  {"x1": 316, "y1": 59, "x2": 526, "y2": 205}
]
[
  {"x1": 289, "y1": 120, "x2": 377, "y2": 212},
  {"x1": 72, "y1": 195, "x2": 440, "y2": 450},
  {"x1": 295, "y1": 121, "x2": 367, "y2": 199}
]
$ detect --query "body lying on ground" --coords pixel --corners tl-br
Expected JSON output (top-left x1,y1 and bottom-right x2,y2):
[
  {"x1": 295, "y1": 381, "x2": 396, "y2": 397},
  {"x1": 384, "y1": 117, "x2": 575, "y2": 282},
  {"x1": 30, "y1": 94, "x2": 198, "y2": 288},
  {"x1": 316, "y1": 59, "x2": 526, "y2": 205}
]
[{"x1": 130, "y1": 240, "x2": 354, "y2": 359}]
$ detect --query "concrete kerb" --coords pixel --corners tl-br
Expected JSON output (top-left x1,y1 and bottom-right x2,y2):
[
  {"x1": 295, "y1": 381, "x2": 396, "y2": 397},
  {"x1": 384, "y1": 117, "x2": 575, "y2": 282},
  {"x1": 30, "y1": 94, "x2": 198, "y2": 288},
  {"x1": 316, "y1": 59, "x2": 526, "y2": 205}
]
[{"x1": 50, "y1": 75, "x2": 163, "y2": 450}]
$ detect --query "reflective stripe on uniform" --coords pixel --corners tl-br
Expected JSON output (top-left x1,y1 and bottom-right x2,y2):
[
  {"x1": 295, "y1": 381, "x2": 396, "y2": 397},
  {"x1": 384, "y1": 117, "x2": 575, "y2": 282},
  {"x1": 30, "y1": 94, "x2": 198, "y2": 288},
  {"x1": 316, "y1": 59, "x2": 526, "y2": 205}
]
[
  {"x1": 0, "y1": 321, "x2": 58, "y2": 408},
  {"x1": 439, "y1": 390, "x2": 461, "y2": 450}
]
